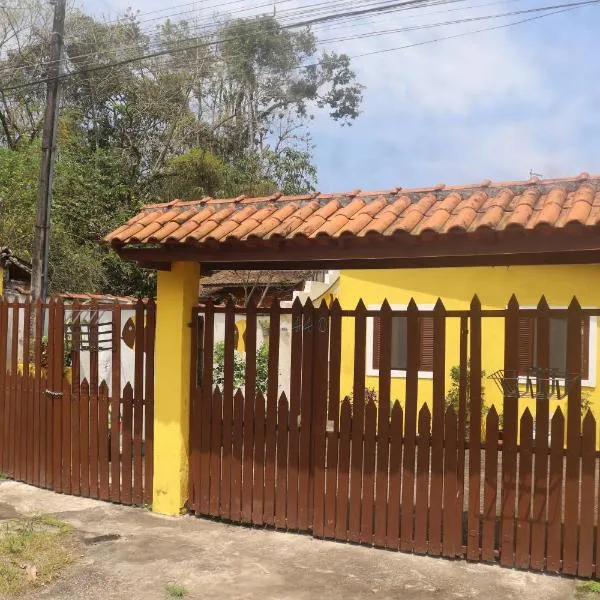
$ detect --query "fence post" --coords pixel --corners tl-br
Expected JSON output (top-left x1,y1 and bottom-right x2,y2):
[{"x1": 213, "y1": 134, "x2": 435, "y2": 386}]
[
  {"x1": 467, "y1": 295, "x2": 482, "y2": 561},
  {"x1": 563, "y1": 296, "x2": 583, "y2": 574},
  {"x1": 152, "y1": 261, "x2": 201, "y2": 515},
  {"x1": 501, "y1": 294, "x2": 519, "y2": 566}
]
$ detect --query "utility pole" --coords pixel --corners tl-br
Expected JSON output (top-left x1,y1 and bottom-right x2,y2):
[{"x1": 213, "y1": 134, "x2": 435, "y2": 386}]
[{"x1": 31, "y1": 0, "x2": 66, "y2": 301}]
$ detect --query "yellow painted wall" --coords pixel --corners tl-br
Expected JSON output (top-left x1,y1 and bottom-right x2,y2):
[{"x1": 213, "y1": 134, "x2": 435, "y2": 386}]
[
  {"x1": 338, "y1": 264, "x2": 600, "y2": 429},
  {"x1": 153, "y1": 261, "x2": 200, "y2": 515}
]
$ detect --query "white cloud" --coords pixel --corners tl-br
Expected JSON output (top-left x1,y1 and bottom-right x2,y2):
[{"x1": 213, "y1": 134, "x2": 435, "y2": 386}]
[{"x1": 79, "y1": 0, "x2": 600, "y2": 188}]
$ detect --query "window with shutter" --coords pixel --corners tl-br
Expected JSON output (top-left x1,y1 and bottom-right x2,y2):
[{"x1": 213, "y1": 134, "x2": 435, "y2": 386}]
[
  {"x1": 371, "y1": 313, "x2": 434, "y2": 373},
  {"x1": 518, "y1": 315, "x2": 590, "y2": 380}
]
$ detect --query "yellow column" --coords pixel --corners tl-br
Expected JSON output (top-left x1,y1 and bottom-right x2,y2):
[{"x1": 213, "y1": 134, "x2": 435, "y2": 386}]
[{"x1": 153, "y1": 261, "x2": 200, "y2": 515}]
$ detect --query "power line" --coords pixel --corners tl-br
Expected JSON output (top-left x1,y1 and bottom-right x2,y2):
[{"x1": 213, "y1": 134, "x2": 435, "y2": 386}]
[
  {"x1": 0, "y1": 0, "x2": 595, "y2": 94},
  {"x1": 349, "y1": 3, "x2": 581, "y2": 58},
  {"x1": 0, "y1": 0, "x2": 475, "y2": 91},
  {"x1": 0, "y1": 0, "x2": 468, "y2": 76}
]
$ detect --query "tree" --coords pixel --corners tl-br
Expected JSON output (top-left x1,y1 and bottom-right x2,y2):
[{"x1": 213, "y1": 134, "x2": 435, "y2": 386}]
[{"x1": 0, "y1": 8, "x2": 364, "y2": 296}]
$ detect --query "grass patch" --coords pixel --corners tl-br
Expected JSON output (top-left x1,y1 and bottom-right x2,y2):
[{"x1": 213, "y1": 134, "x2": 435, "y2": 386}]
[
  {"x1": 576, "y1": 580, "x2": 600, "y2": 598},
  {"x1": 0, "y1": 515, "x2": 74, "y2": 597},
  {"x1": 166, "y1": 583, "x2": 187, "y2": 597}
]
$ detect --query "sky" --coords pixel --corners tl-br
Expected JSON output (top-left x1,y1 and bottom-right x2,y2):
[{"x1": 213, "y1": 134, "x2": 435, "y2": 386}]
[{"x1": 81, "y1": 0, "x2": 600, "y2": 192}]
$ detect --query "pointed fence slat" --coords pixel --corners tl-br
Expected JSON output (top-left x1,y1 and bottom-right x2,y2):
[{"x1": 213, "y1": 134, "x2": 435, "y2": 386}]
[
  {"x1": 243, "y1": 299, "x2": 257, "y2": 523},
  {"x1": 133, "y1": 300, "x2": 145, "y2": 505},
  {"x1": 0, "y1": 300, "x2": 7, "y2": 473},
  {"x1": 231, "y1": 389, "x2": 244, "y2": 522},
  {"x1": 33, "y1": 301, "x2": 43, "y2": 488},
  {"x1": 324, "y1": 388, "x2": 340, "y2": 539},
  {"x1": 325, "y1": 301, "x2": 342, "y2": 539},
  {"x1": 547, "y1": 408, "x2": 565, "y2": 573},
  {"x1": 98, "y1": 381, "x2": 110, "y2": 501},
  {"x1": 414, "y1": 404, "x2": 431, "y2": 554},
  {"x1": 22, "y1": 299, "x2": 31, "y2": 483},
  {"x1": 79, "y1": 377, "x2": 90, "y2": 497},
  {"x1": 349, "y1": 301, "x2": 367, "y2": 543},
  {"x1": 443, "y1": 407, "x2": 459, "y2": 557},
  {"x1": 360, "y1": 400, "x2": 377, "y2": 545},
  {"x1": 401, "y1": 299, "x2": 419, "y2": 552},
  {"x1": 242, "y1": 383, "x2": 255, "y2": 524},
  {"x1": 87, "y1": 303, "x2": 98, "y2": 498},
  {"x1": 200, "y1": 301, "x2": 214, "y2": 515},
  {"x1": 312, "y1": 301, "x2": 329, "y2": 538},
  {"x1": 467, "y1": 295, "x2": 482, "y2": 561},
  {"x1": 578, "y1": 411, "x2": 596, "y2": 577},
  {"x1": 252, "y1": 392, "x2": 266, "y2": 525},
  {"x1": 298, "y1": 300, "x2": 314, "y2": 531},
  {"x1": 531, "y1": 297, "x2": 550, "y2": 570},
  {"x1": 10, "y1": 302, "x2": 20, "y2": 480},
  {"x1": 481, "y1": 407, "x2": 499, "y2": 562},
  {"x1": 144, "y1": 299, "x2": 156, "y2": 506},
  {"x1": 221, "y1": 301, "x2": 235, "y2": 519},
  {"x1": 189, "y1": 307, "x2": 200, "y2": 511},
  {"x1": 110, "y1": 303, "x2": 121, "y2": 503},
  {"x1": 121, "y1": 382, "x2": 133, "y2": 504},
  {"x1": 210, "y1": 387, "x2": 223, "y2": 517},
  {"x1": 501, "y1": 295, "x2": 519, "y2": 567},
  {"x1": 563, "y1": 297, "x2": 582, "y2": 575},
  {"x1": 53, "y1": 300, "x2": 65, "y2": 492},
  {"x1": 335, "y1": 397, "x2": 352, "y2": 541},
  {"x1": 70, "y1": 302, "x2": 81, "y2": 496},
  {"x1": 61, "y1": 316, "x2": 71, "y2": 494},
  {"x1": 515, "y1": 409, "x2": 533, "y2": 569},
  {"x1": 286, "y1": 298, "x2": 303, "y2": 529},
  {"x1": 429, "y1": 299, "x2": 446, "y2": 555},
  {"x1": 374, "y1": 300, "x2": 392, "y2": 548},
  {"x1": 386, "y1": 402, "x2": 403, "y2": 550},
  {"x1": 457, "y1": 315, "x2": 469, "y2": 549},
  {"x1": 275, "y1": 393, "x2": 289, "y2": 529},
  {"x1": 264, "y1": 301, "x2": 280, "y2": 527}
]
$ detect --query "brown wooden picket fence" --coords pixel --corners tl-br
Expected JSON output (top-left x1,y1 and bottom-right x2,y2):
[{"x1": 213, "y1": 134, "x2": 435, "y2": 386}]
[
  {"x1": 190, "y1": 295, "x2": 600, "y2": 577},
  {"x1": 0, "y1": 297, "x2": 155, "y2": 505}
]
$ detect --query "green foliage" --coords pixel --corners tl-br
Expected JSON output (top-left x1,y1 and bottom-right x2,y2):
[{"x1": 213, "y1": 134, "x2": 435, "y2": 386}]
[
  {"x1": 166, "y1": 583, "x2": 187, "y2": 597},
  {"x1": 445, "y1": 361, "x2": 494, "y2": 430},
  {"x1": 213, "y1": 341, "x2": 269, "y2": 395},
  {"x1": 0, "y1": 7, "x2": 363, "y2": 297},
  {"x1": 576, "y1": 580, "x2": 600, "y2": 598}
]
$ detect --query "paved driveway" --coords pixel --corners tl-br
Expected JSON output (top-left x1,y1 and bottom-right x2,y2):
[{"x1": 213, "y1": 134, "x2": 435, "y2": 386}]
[{"x1": 0, "y1": 480, "x2": 578, "y2": 600}]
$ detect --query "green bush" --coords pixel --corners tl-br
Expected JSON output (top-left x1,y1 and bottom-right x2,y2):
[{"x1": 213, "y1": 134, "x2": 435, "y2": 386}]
[{"x1": 213, "y1": 341, "x2": 269, "y2": 395}]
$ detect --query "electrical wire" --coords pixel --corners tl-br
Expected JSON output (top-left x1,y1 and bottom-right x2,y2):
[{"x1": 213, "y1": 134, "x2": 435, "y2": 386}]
[
  {"x1": 0, "y1": 0, "x2": 595, "y2": 93},
  {"x1": 0, "y1": 0, "x2": 474, "y2": 76}
]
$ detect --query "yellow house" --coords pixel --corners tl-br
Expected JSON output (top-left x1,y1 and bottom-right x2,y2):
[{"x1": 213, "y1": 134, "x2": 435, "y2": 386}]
[
  {"x1": 336, "y1": 264, "x2": 599, "y2": 425},
  {"x1": 105, "y1": 172, "x2": 600, "y2": 515}
]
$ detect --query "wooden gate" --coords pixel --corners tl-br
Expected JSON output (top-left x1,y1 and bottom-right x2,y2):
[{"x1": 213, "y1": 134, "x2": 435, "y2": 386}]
[
  {"x1": 0, "y1": 297, "x2": 155, "y2": 505},
  {"x1": 189, "y1": 296, "x2": 600, "y2": 577}
]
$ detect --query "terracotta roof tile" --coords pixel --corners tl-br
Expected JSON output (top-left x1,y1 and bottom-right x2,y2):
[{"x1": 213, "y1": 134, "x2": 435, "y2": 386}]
[{"x1": 103, "y1": 173, "x2": 600, "y2": 249}]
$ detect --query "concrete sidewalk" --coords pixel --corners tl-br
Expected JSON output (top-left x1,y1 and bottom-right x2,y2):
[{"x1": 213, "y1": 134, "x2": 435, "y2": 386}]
[{"x1": 0, "y1": 480, "x2": 578, "y2": 600}]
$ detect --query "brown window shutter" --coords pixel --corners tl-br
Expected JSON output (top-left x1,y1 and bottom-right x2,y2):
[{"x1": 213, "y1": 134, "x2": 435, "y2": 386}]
[
  {"x1": 518, "y1": 317, "x2": 534, "y2": 376},
  {"x1": 582, "y1": 317, "x2": 590, "y2": 380},
  {"x1": 373, "y1": 316, "x2": 381, "y2": 370},
  {"x1": 419, "y1": 317, "x2": 434, "y2": 372}
]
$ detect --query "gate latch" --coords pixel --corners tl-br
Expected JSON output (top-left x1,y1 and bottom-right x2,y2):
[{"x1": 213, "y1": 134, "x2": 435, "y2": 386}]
[{"x1": 45, "y1": 390, "x2": 63, "y2": 399}]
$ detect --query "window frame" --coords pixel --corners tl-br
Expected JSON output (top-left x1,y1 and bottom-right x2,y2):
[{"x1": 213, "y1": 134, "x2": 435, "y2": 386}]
[
  {"x1": 366, "y1": 303, "x2": 435, "y2": 380},
  {"x1": 516, "y1": 305, "x2": 597, "y2": 388}
]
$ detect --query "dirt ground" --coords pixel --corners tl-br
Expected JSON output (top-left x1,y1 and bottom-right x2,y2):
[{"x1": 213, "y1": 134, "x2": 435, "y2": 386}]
[{"x1": 0, "y1": 480, "x2": 580, "y2": 600}]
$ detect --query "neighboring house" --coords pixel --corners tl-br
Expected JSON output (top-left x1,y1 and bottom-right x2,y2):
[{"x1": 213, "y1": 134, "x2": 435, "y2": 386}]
[
  {"x1": 198, "y1": 269, "x2": 324, "y2": 305},
  {"x1": 0, "y1": 247, "x2": 31, "y2": 297}
]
